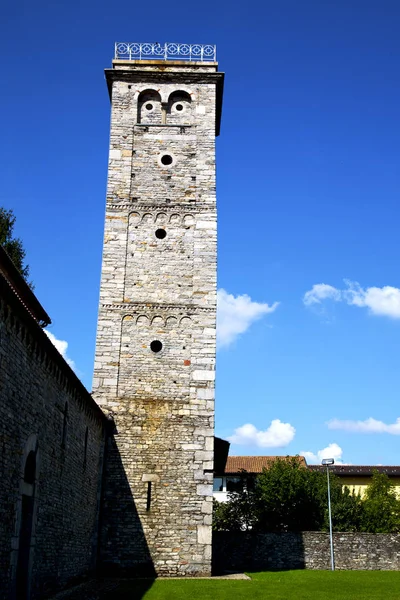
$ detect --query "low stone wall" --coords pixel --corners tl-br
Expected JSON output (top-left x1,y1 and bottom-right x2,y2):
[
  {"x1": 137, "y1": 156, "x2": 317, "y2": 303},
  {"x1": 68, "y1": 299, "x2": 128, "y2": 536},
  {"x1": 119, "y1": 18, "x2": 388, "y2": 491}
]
[{"x1": 213, "y1": 532, "x2": 400, "y2": 572}]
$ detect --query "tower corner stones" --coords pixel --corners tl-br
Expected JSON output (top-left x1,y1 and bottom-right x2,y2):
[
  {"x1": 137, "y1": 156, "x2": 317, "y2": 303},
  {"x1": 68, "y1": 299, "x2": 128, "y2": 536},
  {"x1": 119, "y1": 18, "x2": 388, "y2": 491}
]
[{"x1": 92, "y1": 43, "x2": 224, "y2": 576}]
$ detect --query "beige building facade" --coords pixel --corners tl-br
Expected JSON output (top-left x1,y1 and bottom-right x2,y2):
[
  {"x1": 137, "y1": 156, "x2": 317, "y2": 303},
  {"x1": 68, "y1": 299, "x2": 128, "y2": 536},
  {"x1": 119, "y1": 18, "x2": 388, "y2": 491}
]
[{"x1": 308, "y1": 465, "x2": 400, "y2": 497}]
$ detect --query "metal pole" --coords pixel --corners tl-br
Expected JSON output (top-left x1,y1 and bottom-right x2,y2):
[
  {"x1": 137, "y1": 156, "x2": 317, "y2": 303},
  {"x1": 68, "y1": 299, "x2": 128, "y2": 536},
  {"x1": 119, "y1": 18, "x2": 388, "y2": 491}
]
[{"x1": 326, "y1": 465, "x2": 335, "y2": 571}]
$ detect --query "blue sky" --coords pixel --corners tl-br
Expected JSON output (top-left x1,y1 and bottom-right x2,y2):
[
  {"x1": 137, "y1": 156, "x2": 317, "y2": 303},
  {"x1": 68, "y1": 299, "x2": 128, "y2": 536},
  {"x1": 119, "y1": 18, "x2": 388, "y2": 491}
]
[{"x1": 3, "y1": 0, "x2": 400, "y2": 465}]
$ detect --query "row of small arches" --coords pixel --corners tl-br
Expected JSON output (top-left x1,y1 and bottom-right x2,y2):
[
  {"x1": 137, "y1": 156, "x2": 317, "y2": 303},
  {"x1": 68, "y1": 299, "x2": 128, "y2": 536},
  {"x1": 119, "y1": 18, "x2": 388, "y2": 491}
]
[
  {"x1": 130, "y1": 212, "x2": 195, "y2": 226},
  {"x1": 138, "y1": 89, "x2": 193, "y2": 105},
  {"x1": 123, "y1": 315, "x2": 192, "y2": 327}
]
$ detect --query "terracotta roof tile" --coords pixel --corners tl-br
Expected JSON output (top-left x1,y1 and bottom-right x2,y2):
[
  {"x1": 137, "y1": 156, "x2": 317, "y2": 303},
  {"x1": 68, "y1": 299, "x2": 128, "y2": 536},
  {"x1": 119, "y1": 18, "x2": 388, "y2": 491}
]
[
  {"x1": 0, "y1": 245, "x2": 51, "y2": 327},
  {"x1": 223, "y1": 455, "x2": 306, "y2": 474}
]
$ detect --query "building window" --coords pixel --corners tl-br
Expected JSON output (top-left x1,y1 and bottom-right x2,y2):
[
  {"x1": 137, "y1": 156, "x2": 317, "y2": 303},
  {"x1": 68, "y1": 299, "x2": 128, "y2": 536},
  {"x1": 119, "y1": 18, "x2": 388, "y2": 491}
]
[
  {"x1": 24, "y1": 451, "x2": 36, "y2": 486},
  {"x1": 146, "y1": 482, "x2": 152, "y2": 511},
  {"x1": 150, "y1": 340, "x2": 163, "y2": 353},
  {"x1": 226, "y1": 476, "x2": 244, "y2": 493},
  {"x1": 161, "y1": 154, "x2": 173, "y2": 166},
  {"x1": 246, "y1": 476, "x2": 256, "y2": 490},
  {"x1": 213, "y1": 477, "x2": 223, "y2": 492},
  {"x1": 155, "y1": 228, "x2": 167, "y2": 240}
]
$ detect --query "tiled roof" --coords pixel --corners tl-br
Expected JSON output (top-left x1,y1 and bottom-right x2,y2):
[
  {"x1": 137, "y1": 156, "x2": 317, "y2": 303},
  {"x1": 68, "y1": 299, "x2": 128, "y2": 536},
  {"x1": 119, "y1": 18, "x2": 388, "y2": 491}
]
[
  {"x1": 222, "y1": 455, "x2": 306, "y2": 474},
  {"x1": 308, "y1": 465, "x2": 400, "y2": 476},
  {"x1": 0, "y1": 245, "x2": 51, "y2": 327}
]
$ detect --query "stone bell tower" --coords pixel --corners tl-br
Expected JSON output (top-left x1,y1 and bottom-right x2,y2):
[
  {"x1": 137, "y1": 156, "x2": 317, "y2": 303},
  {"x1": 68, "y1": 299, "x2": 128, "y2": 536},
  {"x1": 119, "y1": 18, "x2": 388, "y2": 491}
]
[{"x1": 92, "y1": 43, "x2": 224, "y2": 576}]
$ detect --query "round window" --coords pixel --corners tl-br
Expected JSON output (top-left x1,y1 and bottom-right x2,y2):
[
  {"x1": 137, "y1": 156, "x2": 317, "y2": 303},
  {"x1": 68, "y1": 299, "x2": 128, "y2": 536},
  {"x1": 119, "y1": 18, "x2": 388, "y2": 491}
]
[
  {"x1": 161, "y1": 155, "x2": 173, "y2": 166},
  {"x1": 145, "y1": 103, "x2": 153, "y2": 111},
  {"x1": 150, "y1": 340, "x2": 163, "y2": 353},
  {"x1": 176, "y1": 104, "x2": 184, "y2": 112},
  {"x1": 155, "y1": 229, "x2": 167, "y2": 239}
]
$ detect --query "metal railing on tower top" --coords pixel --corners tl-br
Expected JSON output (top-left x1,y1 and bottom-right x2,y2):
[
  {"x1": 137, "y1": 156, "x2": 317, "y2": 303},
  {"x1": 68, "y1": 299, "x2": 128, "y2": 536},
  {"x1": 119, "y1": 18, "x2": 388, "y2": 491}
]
[{"x1": 114, "y1": 42, "x2": 216, "y2": 62}]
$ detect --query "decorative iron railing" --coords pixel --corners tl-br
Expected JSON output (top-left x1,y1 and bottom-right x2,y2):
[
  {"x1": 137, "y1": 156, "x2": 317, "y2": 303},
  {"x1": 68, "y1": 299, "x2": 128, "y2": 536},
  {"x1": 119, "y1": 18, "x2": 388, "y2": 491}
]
[{"x1": 114, "y1": 42, "x2": 216, "y2": 62}]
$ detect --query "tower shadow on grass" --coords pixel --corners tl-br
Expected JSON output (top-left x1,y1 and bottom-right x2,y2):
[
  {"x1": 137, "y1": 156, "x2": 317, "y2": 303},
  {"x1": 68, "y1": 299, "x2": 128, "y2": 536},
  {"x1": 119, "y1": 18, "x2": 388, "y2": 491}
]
[
  {"x1": 97, "y1": 431, "x2": 156, "y2": 598},
  {"x1": 101, "y1": 579, "x2": 157, "y2": 600}
]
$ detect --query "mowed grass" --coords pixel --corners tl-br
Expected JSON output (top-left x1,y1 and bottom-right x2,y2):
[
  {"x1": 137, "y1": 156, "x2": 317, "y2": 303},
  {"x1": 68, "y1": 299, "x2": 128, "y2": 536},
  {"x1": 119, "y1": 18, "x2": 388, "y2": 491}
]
[{"x1": 102, "y1": 570, "x2": 400, "y2": 600}]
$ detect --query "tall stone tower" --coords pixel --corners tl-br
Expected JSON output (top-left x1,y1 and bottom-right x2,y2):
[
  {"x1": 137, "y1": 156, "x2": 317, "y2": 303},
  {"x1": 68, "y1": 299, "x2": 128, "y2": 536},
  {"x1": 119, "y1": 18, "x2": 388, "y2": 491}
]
[{"x1": 92, "y1": 43, "x2": 224, "y2": 576}]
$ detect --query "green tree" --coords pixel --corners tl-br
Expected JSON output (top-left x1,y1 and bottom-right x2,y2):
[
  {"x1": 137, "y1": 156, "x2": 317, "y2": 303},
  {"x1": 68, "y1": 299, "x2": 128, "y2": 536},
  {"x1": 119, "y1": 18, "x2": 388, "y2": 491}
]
[
  {"x1": 214, "y1": 459, "x2": 391, "y2": 534},
  {"x1": 213, "y1": 498, "x2": 243, "y2": 531},
  {"x1": 213, "y1": 486, "x2": 257, "y2": 532},
  {"x1": 253, "y1": 457, "x2": 328, "y2": 532},
  {"x1": 326, "y1": 484, "x2": 364, "y2": 532},
  {"x1": 361, "y1": 470, "x2": 400, "y2": 533},
  {"x1": 0, "y1": 208, "x2": 30, "y2": 282}
]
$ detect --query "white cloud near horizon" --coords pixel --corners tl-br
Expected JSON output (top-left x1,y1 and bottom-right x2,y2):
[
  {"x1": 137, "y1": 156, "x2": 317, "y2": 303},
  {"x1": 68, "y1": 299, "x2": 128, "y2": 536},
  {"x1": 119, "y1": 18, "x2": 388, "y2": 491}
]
[
  {"x1": 228, "y1": 420, "x2": 295, "y2": 448},
  {"x1": 300, "y1": 442, "x2": 344, "y2": 465},
  {"x1": 303, "y1": 280, "x2": 400, "y2": 319},
  {"x1": 217, "y1": 288, "x2": 279, "y2": 349},
  {"x1": 328, "y1": 417, "x2": 400, "y2": 435},
  {"x1": 45, "y1": 330, "x2": 76, "y2": 370}
]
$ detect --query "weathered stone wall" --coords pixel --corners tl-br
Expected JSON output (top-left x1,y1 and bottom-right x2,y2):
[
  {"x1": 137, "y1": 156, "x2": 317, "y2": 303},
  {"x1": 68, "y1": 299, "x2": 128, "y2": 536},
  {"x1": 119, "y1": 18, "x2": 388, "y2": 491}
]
[
  {"x1": 213, "y1": 532, "x2": 400, "y2": 572},
  {"x1": 93, "y1": 61, "x2": 223, "y2": 576},
  {"x1": 0, "y1": 280, "x2": 106, "y2": 599}
]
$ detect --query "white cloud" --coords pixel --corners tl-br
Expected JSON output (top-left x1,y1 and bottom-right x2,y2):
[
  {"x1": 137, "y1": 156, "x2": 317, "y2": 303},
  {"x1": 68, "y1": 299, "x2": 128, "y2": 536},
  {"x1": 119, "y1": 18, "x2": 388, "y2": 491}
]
[
  {"x1": 343, "y1": 280, "x2": 400, "y2": 318},
  {"x1": 328, "y1": 417, "x2": 400, "y2": 435},
  {"x1": 217, "y1": 288, "x2": 279, "y2": 348},
  {"x1": 300, "y1": 442, "x2": 344, "y2": 465},
  {"x1": 45, "y1": 330, "x2": 76, "y2": 370},
  {"x1": 303, "y1": 283, "x2": 342, "y2": 306},
  {"x1": 228, "y1": 420, "x2": 295, "y2": 448},
  {"x1": 304, "y1": 279, "x2": 400, "y2": 319}
]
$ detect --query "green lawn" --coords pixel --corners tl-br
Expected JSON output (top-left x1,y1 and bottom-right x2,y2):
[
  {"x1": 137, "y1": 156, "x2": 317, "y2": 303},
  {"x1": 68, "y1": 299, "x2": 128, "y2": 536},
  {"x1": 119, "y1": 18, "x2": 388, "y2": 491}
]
[{"x1": 101, "y1": 571, "x2": 400, "y2": 600}]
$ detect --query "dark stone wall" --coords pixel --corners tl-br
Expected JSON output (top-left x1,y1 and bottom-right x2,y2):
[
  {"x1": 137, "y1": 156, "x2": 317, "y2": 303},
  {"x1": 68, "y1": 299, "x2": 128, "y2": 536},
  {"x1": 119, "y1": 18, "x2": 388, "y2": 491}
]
[
  {"x1": 213, "y1": 532, "x2": 400, "y2": 572},
  {"x1": 0, "y1": 290, "x2": 106, "y2": 599}
]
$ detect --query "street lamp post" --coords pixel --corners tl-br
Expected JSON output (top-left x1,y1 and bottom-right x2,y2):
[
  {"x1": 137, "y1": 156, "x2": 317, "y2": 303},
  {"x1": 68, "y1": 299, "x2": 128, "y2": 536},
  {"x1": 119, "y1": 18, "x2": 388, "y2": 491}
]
[{"x1": 322, "y1": 458, "x2": 335, "y2": 571}]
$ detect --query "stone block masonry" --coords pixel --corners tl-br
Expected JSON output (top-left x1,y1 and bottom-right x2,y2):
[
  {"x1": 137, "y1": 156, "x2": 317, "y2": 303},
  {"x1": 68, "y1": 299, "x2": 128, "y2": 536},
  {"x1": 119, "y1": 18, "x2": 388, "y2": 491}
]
[
  {"x1": 0, "y1": 274, "x2": 107, "y2": 599},
  {"x1": 213, "y1": 532, "x2": 400, "y2": 572},
  {"x1": 93, "y1": 58, "x2": 224, "y2": 576}
]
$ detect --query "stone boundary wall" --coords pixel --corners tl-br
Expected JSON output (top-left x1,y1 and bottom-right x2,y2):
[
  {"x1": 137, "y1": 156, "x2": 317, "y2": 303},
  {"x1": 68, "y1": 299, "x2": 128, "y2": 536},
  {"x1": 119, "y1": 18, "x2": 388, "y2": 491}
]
[
  {"x1": 0, "y1": 278, "x2": 107, "y2": 600},
  {"x1": 213, "y1": 532, "x2": 400, "y2": 572}
]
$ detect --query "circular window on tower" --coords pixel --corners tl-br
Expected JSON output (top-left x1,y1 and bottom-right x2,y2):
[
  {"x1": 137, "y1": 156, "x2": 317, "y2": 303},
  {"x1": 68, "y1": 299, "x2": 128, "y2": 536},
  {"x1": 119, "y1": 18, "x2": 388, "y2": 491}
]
[
  {"x1": 155, "y1": 228, "x2": 167, "y2": 240},
  {"x1": 145, "y1": 103, "x2": 154, "y2": 111},
  {"x1": 150, "y1": 340, "x2": 163, "y2": 353},
  {"x1": 157, "y1": 153, "x2": 176, "y2": 168}
]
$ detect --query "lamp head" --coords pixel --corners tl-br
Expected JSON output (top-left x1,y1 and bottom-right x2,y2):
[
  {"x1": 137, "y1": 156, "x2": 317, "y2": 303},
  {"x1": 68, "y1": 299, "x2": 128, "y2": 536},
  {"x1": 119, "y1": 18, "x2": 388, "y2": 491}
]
[{"x1": 322, "y1": 458, "x2": 335, "y2": 466}]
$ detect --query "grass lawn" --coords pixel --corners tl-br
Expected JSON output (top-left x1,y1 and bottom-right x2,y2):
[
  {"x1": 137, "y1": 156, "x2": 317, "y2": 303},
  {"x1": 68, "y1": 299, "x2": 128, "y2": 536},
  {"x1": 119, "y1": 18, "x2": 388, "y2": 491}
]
[{"x1": 101, "y1": 570, "x2": 400, "y2": 600}]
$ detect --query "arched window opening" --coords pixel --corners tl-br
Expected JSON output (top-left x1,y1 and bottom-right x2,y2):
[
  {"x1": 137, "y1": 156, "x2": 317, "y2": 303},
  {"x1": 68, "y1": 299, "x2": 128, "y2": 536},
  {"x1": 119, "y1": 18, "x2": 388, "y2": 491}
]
[
  {"x1": 15, "y1": 435, "x2": 39, "y2": 600},
  {"x1": 24, "y1": 451, "x2": 36, "y2": 485},
  {"x1": 167, "y1": 91, "x2": 192, "y2": 125},
  {"x1": 137, "y1": 89, "x2": 162, "y2": 124}
]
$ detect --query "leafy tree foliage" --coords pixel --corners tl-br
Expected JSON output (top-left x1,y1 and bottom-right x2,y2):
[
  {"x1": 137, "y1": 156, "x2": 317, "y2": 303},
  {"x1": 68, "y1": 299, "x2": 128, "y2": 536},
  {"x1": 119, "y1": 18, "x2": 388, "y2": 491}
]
[
  {"x1": 212, "y1": 458, "x2": 400, "y2": 534},
  {"x1": 0, "y1": 208, "x2": 30, "y2": 282},
  {"x1": 326, "y1": 484, "x2": 364, "y2": 533},
  {"x1": 361, "y1": 470, "x2": 400, "y2": 533},
  {"x1": 253, "y1": 457, "x2": 327, "y2": 532},
  {"x1": 213, "y1": 489, "x2": 256, "y2": 532}
]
